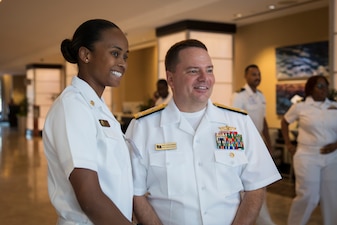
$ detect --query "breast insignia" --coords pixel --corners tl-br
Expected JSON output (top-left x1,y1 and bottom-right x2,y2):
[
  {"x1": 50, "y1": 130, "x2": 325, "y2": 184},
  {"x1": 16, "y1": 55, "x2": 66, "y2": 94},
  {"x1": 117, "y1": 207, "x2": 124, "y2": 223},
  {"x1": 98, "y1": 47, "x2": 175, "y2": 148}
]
[
  {"x1": 133, "y1": 103, "x2": 167, "y2": 119},
  {"x1": 213, "y1": 102, "x2": 247, "y2": 115}
]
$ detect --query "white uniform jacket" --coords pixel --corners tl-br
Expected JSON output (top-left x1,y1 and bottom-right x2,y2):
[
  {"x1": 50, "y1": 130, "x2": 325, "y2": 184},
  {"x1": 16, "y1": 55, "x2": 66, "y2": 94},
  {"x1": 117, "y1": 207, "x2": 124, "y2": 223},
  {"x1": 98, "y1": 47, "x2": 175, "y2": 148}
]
[
  {"x1": 43, "y1": 76, "x2": 133, "y2": 225},
  {"x1": 126, "y1": 99, "x2": 281, "y2": 225},
  {"x1": 285, "y1": 96, "x2": 337, "y2": 149},
  {"x1": 231, "y1": 83, "x2": 266, "y2": 133}
]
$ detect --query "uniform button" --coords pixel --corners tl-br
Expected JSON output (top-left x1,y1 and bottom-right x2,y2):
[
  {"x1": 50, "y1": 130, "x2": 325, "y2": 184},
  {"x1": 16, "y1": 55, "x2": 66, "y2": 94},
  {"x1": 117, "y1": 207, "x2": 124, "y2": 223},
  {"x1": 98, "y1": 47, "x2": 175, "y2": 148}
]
[{"x1": 198, "y1": 162, "x2": 202, "y2": 166}]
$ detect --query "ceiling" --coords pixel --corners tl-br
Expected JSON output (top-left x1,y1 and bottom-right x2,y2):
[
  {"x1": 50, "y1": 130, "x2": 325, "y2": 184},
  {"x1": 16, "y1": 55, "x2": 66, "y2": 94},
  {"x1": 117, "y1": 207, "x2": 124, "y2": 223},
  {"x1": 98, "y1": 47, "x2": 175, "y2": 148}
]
[{"x1": 0, "y1": 0, "x2": 329, "y2": 76}]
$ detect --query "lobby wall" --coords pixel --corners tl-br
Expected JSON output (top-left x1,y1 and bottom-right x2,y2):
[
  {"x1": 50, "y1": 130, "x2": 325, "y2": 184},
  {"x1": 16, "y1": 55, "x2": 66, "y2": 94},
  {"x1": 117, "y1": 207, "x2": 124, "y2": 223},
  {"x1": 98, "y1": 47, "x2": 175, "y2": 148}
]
[
  {"x1": 112, "y1": 46, "x2": 158, "y2": 112},
  {"x1": 234, "y1": 7, "x2": 329, "y2": 128}
]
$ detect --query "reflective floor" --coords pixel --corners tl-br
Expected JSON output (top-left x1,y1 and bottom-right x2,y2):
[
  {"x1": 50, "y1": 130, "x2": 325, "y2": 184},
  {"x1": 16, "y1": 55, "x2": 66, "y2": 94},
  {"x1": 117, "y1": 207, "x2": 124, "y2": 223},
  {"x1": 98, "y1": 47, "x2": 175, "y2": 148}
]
[{"x1": 0, "y1": 122, "x2": 322, "y2": 225}]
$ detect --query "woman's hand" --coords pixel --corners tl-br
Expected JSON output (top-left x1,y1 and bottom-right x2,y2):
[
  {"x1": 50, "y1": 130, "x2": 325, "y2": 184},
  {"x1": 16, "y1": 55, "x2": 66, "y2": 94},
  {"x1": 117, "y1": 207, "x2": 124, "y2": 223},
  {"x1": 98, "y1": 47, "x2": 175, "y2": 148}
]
[{"x1": 320, "y1": 143, "x2": 337, "y2": 154}]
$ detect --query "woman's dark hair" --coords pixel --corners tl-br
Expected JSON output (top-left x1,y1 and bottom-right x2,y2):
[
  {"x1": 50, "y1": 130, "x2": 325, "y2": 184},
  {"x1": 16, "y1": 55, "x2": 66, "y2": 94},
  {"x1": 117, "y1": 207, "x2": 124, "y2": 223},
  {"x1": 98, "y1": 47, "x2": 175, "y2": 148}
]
[
  {"x1": 304, "y1": 75, "x2": 329, "y2": 97},
  {"x1": 165, "y1": 39, "x2": 207, "y2": 72},
  {"x1": 60, "y1": 19, "x2": 120, "y2": 64}
]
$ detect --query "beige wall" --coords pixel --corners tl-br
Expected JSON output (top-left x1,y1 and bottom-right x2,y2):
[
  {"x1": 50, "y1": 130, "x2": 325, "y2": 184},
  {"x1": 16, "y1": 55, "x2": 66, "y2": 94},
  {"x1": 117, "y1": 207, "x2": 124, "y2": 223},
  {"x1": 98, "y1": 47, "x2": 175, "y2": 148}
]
[
  {"x1": 234, "y1": 7, "x2": 329, "y2": 128},
  {"x1": 118, "y1": 7, "x2": 329, "y2": 129},
  {"x1": 112, "y1": 46, "x2": 158, "y2": 112}
]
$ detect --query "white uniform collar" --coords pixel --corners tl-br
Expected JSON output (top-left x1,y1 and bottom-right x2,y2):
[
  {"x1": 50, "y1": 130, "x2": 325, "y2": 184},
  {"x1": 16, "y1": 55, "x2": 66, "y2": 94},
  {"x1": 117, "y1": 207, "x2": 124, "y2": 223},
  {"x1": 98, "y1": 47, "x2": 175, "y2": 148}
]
[
  {"x1": 244, "y1": 83, "x2": 256, "y2": 96},
  {"x1": 71, "y1": 76, "x2": 105, "y2": 109},
  {"x1": 305, "y1": 96, "x2": 331, "y2": 109},
  {"x1": 160, "y1": 99, "x2": 227, "y2": 126}
]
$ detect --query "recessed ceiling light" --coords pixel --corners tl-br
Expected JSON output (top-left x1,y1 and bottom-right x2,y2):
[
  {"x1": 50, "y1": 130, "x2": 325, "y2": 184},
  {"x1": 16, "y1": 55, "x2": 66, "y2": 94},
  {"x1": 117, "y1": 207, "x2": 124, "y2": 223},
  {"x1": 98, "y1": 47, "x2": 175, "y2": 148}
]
[
  {"x1": 268, "y1": 4, "x2": 276, "y2": 10},
  {"x1": 234, "y1": 13, "x2": 242, "y2": 18}
]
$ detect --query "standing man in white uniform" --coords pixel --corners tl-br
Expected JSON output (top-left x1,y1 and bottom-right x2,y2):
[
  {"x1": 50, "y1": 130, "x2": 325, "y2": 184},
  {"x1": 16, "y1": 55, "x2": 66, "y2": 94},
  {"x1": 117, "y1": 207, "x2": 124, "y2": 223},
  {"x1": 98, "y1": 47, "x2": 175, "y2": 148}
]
[
  {"x1": 154, "y1": 79, "x2": 173, "y2": 106},
  {"x1": 231, "y1": 64, "x2": 273, "y2": 151},
  {"x1": 231, "y1": 64, "x2": 275, "y2": 225},
  {"x1": 126, "y1": 39, "x2": 281, "y2": 225},
  {"x1": 43, "y1": 19, "x2": 133, "y2": 225},
  {"x1": 281, "y1": 75, "x2": 337, "y2": 225}
]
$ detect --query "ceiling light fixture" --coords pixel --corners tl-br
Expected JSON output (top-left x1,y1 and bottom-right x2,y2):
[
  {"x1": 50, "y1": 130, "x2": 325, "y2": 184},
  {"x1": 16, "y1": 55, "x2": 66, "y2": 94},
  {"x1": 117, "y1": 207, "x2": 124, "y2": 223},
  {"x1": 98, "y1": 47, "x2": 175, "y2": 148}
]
[
  {"x1": 234, "y1": 13, "x2": 242, "y2": 18},
  {"x1": 268, "y1": 4, "x2": 276, "y2": 10}
]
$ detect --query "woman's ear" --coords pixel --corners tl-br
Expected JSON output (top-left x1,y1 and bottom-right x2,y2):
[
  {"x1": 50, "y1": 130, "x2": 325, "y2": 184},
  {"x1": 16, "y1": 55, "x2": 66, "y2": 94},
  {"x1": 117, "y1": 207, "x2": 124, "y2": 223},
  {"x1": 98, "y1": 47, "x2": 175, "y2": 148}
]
[{"x1": 79, "y1": 46, "x2": 91, "y2": 63}]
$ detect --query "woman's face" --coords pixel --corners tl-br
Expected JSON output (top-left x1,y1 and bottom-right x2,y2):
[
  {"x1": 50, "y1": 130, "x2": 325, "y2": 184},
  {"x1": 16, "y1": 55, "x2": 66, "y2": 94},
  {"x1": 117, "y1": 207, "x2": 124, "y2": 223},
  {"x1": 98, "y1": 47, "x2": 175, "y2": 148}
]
[
  {"x1": 83, "y1": 27, "x2": 129, "y2": 95},
  {"x1": 311, "y1": 77, "x2": 328, "y2": 101}
]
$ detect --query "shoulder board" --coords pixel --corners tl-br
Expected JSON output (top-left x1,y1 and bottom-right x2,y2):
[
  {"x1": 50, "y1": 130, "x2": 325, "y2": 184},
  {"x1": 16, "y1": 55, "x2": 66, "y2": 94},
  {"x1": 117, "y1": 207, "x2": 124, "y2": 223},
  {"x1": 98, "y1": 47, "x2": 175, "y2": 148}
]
[
  {"x1": 236, "y1": 88, "x2": 245, "y2": 93},
  {"x1": 133, "y1": 103, "x2": 167, "y2": 119},
  {"x1": 213, "y1": 102, "x2": 247, "y2": 115}
]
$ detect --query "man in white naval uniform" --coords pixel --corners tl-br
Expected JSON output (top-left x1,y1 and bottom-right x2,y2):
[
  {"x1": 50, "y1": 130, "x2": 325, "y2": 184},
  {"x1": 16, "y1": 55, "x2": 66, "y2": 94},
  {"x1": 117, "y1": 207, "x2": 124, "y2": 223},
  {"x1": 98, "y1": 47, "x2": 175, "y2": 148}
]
[
  {"x1": 126, "y1": 40, "x2": 281, "y2": 225},
  {"x1": 231, "y1": 64, "x2": 276, "y2": 225}
]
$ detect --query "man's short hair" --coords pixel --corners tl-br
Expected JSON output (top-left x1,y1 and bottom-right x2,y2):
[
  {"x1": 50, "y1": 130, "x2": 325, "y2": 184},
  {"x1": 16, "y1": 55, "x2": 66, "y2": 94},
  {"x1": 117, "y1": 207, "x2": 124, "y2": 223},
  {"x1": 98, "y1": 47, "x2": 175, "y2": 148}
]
[
  {"x1": 165, "y1": 39, "x2": 207, "y2": 72},
  {"x1": 244, "y1": 64, "x2": 259, "y2": 75}
]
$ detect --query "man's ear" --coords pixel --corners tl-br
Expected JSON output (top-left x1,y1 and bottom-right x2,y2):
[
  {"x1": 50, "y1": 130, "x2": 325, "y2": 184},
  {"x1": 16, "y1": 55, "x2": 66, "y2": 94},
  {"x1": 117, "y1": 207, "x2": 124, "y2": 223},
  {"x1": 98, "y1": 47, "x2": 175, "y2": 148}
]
[
  {"x1": 166, "y1": 71, "x2": 174, "y2": 88},
  {"x1": 79, "y1": 46, "x2": 91, "y2": 63}
]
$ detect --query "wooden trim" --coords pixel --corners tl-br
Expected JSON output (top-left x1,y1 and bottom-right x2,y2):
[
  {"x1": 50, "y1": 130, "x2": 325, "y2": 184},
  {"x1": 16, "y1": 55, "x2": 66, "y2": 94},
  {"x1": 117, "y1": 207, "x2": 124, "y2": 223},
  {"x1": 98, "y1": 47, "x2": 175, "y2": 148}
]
[{"x1": 26, "y1": 63, "x2": 63, "y2": 69}]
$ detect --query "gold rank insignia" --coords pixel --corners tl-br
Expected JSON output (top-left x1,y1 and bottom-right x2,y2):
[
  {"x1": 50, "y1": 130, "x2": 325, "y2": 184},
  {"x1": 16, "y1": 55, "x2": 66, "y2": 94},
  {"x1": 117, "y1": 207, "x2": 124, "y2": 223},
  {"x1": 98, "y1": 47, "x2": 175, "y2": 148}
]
[
  {"x1": 155, "y1": 142, "x2": 177, "y2": 151},
  {"x1": 213, "y1": 102, "x2": 247, "y2": 115},
  {"x1": 219, "y1": 125, "x2": 236, "y2": 131},
  {"x1": 99, "y1": 119, "x2": 110, "y2": 127},
  {"x1": 215, "y1": 126, "x2": 244, "y2": 150},
  {"x1": 133, "y1": 103, "x2": 167, "y2": 119}
]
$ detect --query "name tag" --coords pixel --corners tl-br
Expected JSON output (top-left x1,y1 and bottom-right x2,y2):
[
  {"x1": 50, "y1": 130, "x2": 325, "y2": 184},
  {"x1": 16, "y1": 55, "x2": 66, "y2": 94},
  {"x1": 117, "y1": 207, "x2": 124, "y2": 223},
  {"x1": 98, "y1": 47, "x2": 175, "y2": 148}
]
[
  {"x1": 155, "y1": 142, "x2": 177, "y2": 150},
  {"x1": 99, "y1": 119, "x2": 110, "y2": 127}
]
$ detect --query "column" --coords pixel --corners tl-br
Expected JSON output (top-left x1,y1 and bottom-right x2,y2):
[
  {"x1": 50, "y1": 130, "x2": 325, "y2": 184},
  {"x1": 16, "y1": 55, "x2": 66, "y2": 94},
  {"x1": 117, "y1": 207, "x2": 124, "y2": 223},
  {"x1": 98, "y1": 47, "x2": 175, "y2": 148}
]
[{"x1": 25, "y1": 64, "x2": 63, "y2": 135}]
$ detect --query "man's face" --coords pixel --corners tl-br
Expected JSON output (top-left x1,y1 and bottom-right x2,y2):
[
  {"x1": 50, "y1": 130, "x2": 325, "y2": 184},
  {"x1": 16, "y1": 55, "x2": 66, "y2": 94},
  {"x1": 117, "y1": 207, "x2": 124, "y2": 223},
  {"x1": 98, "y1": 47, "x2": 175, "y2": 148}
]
[
  {"x1": 245, "y1": 67, "x2": 261, "y2": 89},
  {"x1": 167, "y1": 47, "x2": 215, "y2": 112}
]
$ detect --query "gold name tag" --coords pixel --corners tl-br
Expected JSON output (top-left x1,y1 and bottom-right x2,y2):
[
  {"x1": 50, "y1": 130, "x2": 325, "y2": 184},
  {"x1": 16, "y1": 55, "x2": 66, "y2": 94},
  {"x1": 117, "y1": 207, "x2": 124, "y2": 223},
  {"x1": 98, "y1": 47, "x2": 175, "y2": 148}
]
[
  {"x1": 155, "y1": 142, "x2": 177, "y2": 150},
  {"x1": 99, "y1": 119, "x2": 110, "y2": 127}
]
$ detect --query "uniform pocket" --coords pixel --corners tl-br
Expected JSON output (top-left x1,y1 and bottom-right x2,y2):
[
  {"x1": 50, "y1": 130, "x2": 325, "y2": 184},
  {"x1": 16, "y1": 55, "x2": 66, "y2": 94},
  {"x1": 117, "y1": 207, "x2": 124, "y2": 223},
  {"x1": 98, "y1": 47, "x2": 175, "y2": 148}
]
[
  {"x1": 214, "y1": 150, "x2": 248, "y2": 166},
  {"x1": 100, "y1": 127, "x2": 127, "y2": 170},
  {"x1": 102, "y1": 128, "x2": 118, "y2": 139},
  {"x1": 214, "y1": 151, "x2": 247, "y2": 195}
]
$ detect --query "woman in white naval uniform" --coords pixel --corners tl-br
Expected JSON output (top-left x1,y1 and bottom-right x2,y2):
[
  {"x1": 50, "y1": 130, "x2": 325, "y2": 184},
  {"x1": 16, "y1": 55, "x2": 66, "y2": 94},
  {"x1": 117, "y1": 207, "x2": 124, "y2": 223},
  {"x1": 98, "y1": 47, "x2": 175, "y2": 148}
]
[
  {"x1": 43, "y1": 19, "x2": 133, "y2": 225},
  {"x1": 281, "y1": 75, "x2": 337, "y2": 225}
]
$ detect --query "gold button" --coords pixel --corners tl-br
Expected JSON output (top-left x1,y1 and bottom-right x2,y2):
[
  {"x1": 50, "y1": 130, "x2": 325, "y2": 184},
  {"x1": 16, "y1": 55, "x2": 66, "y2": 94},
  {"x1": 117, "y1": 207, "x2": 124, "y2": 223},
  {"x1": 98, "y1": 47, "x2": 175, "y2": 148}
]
[
  {"x1": 90, "y1": 100, "x2": 95, "y2": 106},
  {"x1": 229, "y1": 152, "x2": 235, "y2": 158}
]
